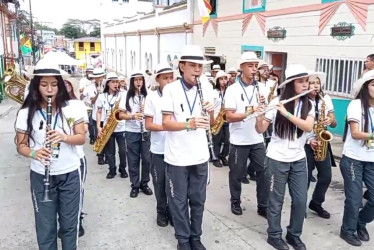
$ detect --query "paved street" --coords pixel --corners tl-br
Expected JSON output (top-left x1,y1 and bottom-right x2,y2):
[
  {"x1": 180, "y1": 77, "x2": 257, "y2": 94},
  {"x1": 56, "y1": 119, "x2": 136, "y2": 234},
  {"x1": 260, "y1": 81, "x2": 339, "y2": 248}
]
[{"x1": 0, "y1": 95, "x2": 372, "y2": 250}]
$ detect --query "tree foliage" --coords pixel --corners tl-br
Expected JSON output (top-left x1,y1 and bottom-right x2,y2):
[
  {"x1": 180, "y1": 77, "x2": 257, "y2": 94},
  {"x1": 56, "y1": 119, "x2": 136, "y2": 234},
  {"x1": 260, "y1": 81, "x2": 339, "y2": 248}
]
[{"x1": 59, "y1": 19, "x2": 101, "y2": 38}]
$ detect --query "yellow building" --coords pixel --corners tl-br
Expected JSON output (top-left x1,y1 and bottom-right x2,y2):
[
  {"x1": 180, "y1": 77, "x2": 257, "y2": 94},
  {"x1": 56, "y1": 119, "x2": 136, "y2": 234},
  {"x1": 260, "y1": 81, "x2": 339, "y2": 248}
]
[{"x1": 73, "y1": 37, "x2": 101, "y2": 63}]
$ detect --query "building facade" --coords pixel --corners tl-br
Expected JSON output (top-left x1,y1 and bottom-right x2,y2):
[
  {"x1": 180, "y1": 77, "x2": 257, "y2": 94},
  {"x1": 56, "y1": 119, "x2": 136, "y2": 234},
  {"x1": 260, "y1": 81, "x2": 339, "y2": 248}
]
[
  {"x1": 74, "y1": 37, "x2": 101, "y2": 62},
  {"x1": 101, "y1": 0, "x2": 191, "y2": 77},
  {"x1": 192, "y1": 0, "x2": 374, "y2": 136}
]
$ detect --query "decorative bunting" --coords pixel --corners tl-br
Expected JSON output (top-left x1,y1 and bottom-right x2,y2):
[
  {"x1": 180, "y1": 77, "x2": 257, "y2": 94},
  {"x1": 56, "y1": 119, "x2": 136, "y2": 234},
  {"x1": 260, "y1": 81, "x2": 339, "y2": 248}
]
[
  {"x1": 242, "y1": 14, "x2": 253, "y2": 36},
  {"x1": 346, "y1": 0, "x2": 369, "y2": 31},
  {"x1": 319, "y1": 2, "x2": 343, "y2": 35},
  {"x1": 211, "y1": 19, "x2": 218, "y2": 36},
  {"x1": 255, "y1": 13, "x2": 266, "y2": 34},
  {"x1": 242, "y1": 13, "x2": 266, "y2": 36},
  {"x1": 203, "y1": 19, "x2": 210, "y2": 37}
]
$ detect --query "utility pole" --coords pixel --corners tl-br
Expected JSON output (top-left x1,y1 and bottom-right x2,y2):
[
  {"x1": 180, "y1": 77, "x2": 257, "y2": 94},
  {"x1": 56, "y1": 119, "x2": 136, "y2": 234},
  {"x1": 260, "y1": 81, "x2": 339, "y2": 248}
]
[
  {"x1": 15, "y1": 1, "x2": 24, "y2": 70},
  {"x1": 29, "y1": 0, "x2": 36, "y2": 65}
]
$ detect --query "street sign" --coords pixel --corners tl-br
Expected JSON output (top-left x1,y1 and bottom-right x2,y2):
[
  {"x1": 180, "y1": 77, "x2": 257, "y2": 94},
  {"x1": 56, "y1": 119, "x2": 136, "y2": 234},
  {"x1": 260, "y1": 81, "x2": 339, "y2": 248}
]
[
  {"x1": 331, "y1": 22, "x2": 355, "y2": 41},
  {"x1": 267, "y1": 27, "x2": 286, "y2": 42}
]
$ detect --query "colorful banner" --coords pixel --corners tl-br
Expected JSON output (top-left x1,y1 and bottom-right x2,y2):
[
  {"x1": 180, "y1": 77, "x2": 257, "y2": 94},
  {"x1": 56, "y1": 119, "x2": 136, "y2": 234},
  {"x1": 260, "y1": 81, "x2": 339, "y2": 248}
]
[{"x1": 197, "y1": 0, "x2": 212, "y2": 24}]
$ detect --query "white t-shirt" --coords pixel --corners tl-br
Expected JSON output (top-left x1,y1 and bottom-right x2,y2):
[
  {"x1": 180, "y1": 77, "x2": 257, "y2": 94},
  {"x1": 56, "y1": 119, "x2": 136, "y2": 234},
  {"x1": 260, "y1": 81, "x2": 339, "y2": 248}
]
[
  {"x1": 224, "y1": 81, "x2": 264, "y2": 145},
  {"x1": 343, "y1": 99, "x2": 374, "y2": 162},
  {"x1": 306, "y1": 94, "x2": 334, "y2": 140},
  {"x1": 213, "y1": 89, "x2": 225, "y2": 119},
  {"x1": 144, "y1": 89, "x2": 166, "y2": 154},
  {"x1": 258, "y1": 79, "x2": 276, "y2": 103},
  {"x1": 16, "y1": 100, "x2": 83, "y2": 175},
  {"x1": 161, "y1": 79, "x2": 214, "y2": 166},
  {"x1": 120, "y1": 92, "x2": 148, "y2": 133},
  {"x1": 67, "y1": 100, "x2": 89, "y2": 158},
  {"x1": 96, "y1": 91, "x2": 126, "y2": 132},
  {"x1": 79, "y1": 77, "x2": 92, "y2": 90},
  {"x1": 265, "y1": 97, "x2": 315, "y2": 162},
  {"x1": 83, "y1": 83, "x2": 105, "y2": 122}
]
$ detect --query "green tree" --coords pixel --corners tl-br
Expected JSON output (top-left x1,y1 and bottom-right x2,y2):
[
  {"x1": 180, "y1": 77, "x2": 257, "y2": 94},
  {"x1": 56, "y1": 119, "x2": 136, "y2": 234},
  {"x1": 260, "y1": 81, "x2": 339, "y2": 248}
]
[
  {"x1": 89, "y1": 26, "x2": 101, "y2": 37},
  {"x1": 60, "y1": 23, "x2": 85, "y2": 39}
]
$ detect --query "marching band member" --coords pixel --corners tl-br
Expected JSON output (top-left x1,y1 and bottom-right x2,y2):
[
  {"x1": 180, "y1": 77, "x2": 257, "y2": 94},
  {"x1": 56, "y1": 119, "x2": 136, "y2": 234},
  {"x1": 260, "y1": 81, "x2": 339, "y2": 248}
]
[
  {"x1": 15, "y1": 60, "x2": 85, "y2": 249},
  {"x1": 212, "y1": 70, "x2": 231, "y2": 168},
  {"x1": 255, "y1": 64, "x2": 315, "y2": 250},
  {"x1": 79, "y1": 66, "x2": 95, "y2": 144},
  {"x1": 339, "y1": 70, "x2": 374, "y2": 246},
  {"x1": 83, "y1": 68, "x2": 106, "y2": 163},
  {"x1": 227, "y1": 67, "x2": 238, "y2": 86},
  {"x1": 161, "y1": 45, "x2": 215, "y2": 250},
  {"x1": 257, "y1": 60, "x2": 276, "y2": 101},
  {"x1": 117, "y1": 70, "x2": 153, "y2": 198},
  {"x1": 119, "y1": 76, "x2": 128, "y2": 91},
  {"x1": 144, "y1": 63, "x2": 174, "y2": 227},
  {"x1": 96, "y1": 72, "x2": 128, "y2": 179},
  {"x1": 305, "y1": 73, "x2": 336, "y2": 219},
  {"x1": 224, "y1": 52, "x2": 268, "y2": 218},
  {"x1": 211, "y1": 64, "x2": 221, "y2": 78}
]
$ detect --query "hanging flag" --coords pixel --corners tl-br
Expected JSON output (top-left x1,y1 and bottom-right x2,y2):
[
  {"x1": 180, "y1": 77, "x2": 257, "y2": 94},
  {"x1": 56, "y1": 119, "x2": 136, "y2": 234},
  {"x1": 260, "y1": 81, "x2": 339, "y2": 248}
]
[
  {"x1": 197, "y1": 0, "x2": 212, "y2": 24},
  {"x1": 21, "y1": 36, "x2": 33, "y2": 55}
]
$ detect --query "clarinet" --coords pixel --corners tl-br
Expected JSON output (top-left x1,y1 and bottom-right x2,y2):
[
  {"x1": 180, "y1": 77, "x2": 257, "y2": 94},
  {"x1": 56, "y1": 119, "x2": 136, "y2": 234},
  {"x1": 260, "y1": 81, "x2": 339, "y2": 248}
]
[
  {"x1": 196, "y1": 77, "x2": 218, "y2": 161},
  {"x1": 138, "y1": 86, "x2": 145, "y2": 141},
  {"x1": 41, "y1": 96, "x2": 53, "y2": 202}
]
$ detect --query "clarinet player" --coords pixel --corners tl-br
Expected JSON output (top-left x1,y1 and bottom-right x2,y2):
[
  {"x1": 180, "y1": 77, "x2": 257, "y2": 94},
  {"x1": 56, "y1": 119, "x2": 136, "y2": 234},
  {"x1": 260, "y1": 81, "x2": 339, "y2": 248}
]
[
  {"x1": 161, "y1": 45, "x2": 215, "y2": 250},
  {"x1": 15, "y1": 60, "x2": 85, "y2": 249}
]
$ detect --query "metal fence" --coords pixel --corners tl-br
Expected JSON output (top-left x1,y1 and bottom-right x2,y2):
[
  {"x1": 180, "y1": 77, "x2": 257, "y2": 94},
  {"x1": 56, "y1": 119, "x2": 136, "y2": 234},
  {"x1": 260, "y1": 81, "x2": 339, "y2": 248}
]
[{"x1": 316, "y1": 57, "x2": 364, "y2": 98}]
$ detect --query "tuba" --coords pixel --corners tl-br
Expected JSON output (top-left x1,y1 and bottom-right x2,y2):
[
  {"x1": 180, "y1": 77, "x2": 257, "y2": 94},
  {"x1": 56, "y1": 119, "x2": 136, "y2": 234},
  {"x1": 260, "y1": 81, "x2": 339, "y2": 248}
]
[
  {"x1": 314, "y1": 94, "x2": 333, "y2": 161},
  {"x1": 93, "y1": 99, "x2": 121, "y2": 154},
  {"x1": 2, "y1": 67, "x2": 28, "y2": 104}
]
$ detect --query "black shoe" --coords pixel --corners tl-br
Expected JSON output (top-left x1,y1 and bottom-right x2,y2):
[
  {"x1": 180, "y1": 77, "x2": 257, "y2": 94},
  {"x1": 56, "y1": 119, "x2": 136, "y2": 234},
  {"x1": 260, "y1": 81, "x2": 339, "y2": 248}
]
[
  {"x1": 310, "y1": 176, "x2": 316, "y2": 182},
  {"x1": 89, "y1": 139, "x2": 95, "y2": 145},
  {"x1": 120, "y1": 170, "x2": 128, "y2": 178},
  {"x1": 190, "y1": 239, "x2": 206, "y2": 250},
  {"x1": 213, "y1": 160, "x2": 222, "y2": 168},
  {"x1": 257, "y1": 207, "x2": 267, "y2": 219},
  {"x1": 220, "y1": 156, "x2": 229, "y2": 166},
  {"x1": 308, "y1": 202, "x2": 330, "y2": 219},
  {"x1": 363, "y1": 190, "x2": 369, "y2": 200},
  {"x1": 231, "y1": 203, "x2": 243, "y2": 215},
  {"x1": 156, "y1": 213, "x2": 168, "y2": 227},
  {"x1": 249, "y1": 173, "x2": 257, "y2": 181},
  {"x1": 79, "y1": 215, "x2": 85, "y2": 237},
  {"x1": 104, "y1": 158, "x2": 108, "y2": 164},
  {"x1": 130, "y1": 188, "x2": 139, "y2": 198},
  {"x1": 267, "y1": 237, "x2": 289, "y2": 250},
  {"x1": 340, "y1": 230, "x2": 362, "y2": 246},
  {"x1": 106, "y1": 172, "x2": 116, "y2": 179},
  {"x1": 140, "y1": 185, "x2": 153, "y2": 195},
  {"x1": 177, "y1": 242, "x2": 192, "y2": 250},
  {"x1": 98, "y1": 157, "x2": 105, "y2": 165},
  {"x1": 285, "y1": 233, "x2": 306, "y2": 250},
  {"x1": 357, "y1": 225, "x2": 370, "y2": 242},
  {"x1": 241, "y1": 177, "x2": 250, "y2": 184}
]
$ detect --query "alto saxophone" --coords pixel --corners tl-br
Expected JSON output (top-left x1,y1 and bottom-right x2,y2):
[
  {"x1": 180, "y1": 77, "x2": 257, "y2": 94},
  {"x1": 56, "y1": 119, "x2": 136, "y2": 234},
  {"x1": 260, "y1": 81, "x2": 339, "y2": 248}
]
[
  {"x1": 211, "y1": 89, "x2": 226, "y2": 136},
  {"x1": 93, "y1": 99, "x2": 121, "y2": 154},
  {"x1": 314, "y1": 94, "x2": 333, "y2": 161},
  {"x1": 2, "y1": 67, "x2": 28, "y2": 104}
]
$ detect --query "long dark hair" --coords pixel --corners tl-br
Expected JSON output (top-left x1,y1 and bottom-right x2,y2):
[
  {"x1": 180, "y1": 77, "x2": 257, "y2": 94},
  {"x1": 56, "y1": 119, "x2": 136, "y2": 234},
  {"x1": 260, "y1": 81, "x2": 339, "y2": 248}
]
[
  {"x1": 356, "y1": 80, "x2": 372, "y2": 134},
  {"x1": 125, "y1": 76, "x2": 147, "y2": 112},
  {"x1": 274, "y1": 80, "x2": 312, "y2": 140},
  {"x1": 20, "y1": 75, "x2": 70, "y2": 144}
]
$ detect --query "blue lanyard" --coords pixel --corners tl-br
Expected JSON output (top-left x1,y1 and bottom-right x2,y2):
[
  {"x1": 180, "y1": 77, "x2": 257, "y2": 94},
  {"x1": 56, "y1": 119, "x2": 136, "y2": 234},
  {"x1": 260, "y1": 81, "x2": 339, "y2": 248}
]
[
  {"x1": 181, "y1": 79, "x2": 198, "y2": 116},
  {"x1": 39, "y1": 110, "x2": 59, "y2": 130},
  {"x1": 219, "y1": 90, "x2": 225, "y2": 102},
  {"x1": 239, "y1": 78, "x2": 256, "y2": 105},
  {"x1": 295, "y1": 100, "x2": 301, "y2": 117},
  {"x1": 369, "y1": 111, "x2": 374, "y2": 133},
  {"x1": 106, "y1": 93, "x2": 117, "y2": 110}
]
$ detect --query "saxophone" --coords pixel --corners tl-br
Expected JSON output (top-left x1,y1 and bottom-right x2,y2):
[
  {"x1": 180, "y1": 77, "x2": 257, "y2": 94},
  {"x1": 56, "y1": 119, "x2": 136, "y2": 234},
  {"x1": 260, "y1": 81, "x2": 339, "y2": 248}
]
[
  {"x1": 268, "y1": 81, "x2": 278, "y2": 103},
  {"x1": 93, "y1": 99, "x2": 121, "y2": 154},
  {"x1": 2, "y1": 67, "x2": 28, "y2": 104},
  {"x1": 211, "y1": 89, "x2": 226, "y2": 136},
  {"x1": 314, "y1": 94, "x2": 333, "y2": 161}
]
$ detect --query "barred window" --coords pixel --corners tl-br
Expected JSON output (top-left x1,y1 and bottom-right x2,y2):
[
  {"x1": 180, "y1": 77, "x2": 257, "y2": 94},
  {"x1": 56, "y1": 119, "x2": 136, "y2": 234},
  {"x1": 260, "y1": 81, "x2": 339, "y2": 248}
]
[{"x1": 315, "y1": 57, "x2": 364, "y2": 98}]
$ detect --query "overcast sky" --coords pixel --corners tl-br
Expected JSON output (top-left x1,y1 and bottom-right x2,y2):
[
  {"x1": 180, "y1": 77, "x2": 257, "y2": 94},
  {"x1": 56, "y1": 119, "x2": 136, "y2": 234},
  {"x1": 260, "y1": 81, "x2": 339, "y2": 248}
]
[{"x1": 20, "y1": 0, "x2": 102, "y2": 29}]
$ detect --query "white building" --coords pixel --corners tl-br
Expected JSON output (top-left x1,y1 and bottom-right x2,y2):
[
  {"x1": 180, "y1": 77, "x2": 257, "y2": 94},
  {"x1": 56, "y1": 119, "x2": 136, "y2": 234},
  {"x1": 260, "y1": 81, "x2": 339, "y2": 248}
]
[
  {"x1": 192, "y1": 0, "x2": 374, "y2": 136},
  {"x1": 101, "y1": 0, "x2": 191, "y2": 77}
]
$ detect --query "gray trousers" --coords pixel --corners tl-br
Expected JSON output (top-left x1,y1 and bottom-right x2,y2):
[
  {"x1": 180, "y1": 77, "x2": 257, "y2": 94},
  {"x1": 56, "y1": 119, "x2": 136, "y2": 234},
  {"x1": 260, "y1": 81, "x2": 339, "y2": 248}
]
[
  {"x1": 340, "y1": 155, "x2": 374, "y2": 234},
  {"x1": 104, "y1": 131, "x2": 127, "y2": 175},
  {"x1": 228, "y1": 143, "x2": 268, "y2": 208},
  {"x1": 266, "y1": 157, "x2": 308, "y2": 239},
  {"x1": 151, "y1": 153, "x2": 168, "y2": 214},
  {"x1": 125, "y1": 131, "x2": 151, "y2": 188},
  {"x1": 166, "y1": 162, "x2": 208, "y2": 244},
  {"x1": 30, "y1": 169, "x2": 81, "y2": 250}
]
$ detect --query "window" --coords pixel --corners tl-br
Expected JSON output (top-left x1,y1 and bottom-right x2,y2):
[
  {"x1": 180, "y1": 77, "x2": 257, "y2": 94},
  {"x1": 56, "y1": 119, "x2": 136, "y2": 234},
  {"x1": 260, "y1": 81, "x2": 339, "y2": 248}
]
[
  {"x1": 316, "y1": 57, "x2": 364, "y2": 97},
  {"x1": 112, "y1": 49, "x2": 115, "y2": 69},
  {"x1": 149, "y1": 53, "x2": 153, "y2": 73},
  {"x1": 322, "y1": 0, "x2": 341, "y2": 3},
  {"x1": 173, "y1": 55, "x2": 178, "y2": 70},
  {"x1": 241, "y1": 45, "x2": 264, "y2": 59},
  {"x1": 155, "y1": 0, "x2": 184, "y2": 5},
  {"x1": 210, "y1": 0, "x2": 217, "y2": 18},
  {"x1": 145, "y1": 52, "x2": 148, "y2": 70},
  {"x1": 119, "y1": 50, "x2": 123, "y2": 71},
  {"x1": 79, "y1": 42, "x2": 84, "y2": 51},
  {"x1": 90, "y1": 42, "x2": 95, "y2": 51},
  {"x1": 167, "y1": 55, "x2": 172, "y2": 67},
  {"x1": 243, "y1": 0, "x2": 266, "y2": 13}
]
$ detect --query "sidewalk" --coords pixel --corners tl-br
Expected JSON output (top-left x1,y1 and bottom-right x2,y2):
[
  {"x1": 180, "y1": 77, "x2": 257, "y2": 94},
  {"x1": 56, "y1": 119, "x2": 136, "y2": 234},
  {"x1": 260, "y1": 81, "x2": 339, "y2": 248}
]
[
  {"x1": 330, "y1": 134, "x2": 344, "y2": 160},
  {"x1": 0, "y1": 98, "x2": 17, "y2": 119}
]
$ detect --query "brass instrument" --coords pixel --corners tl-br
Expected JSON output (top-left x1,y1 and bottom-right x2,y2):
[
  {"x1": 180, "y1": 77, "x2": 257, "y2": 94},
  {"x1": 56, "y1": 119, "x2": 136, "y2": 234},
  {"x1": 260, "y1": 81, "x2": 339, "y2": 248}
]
[
  {"x1": 211, "y1": 104, "x2": 225, "y2": 135},
  {"x1": 314, "y1": 94, "x2": 333, "y2": 161},
  {"x1": 2, "y1": 67, "x2": 28, "y2": 104},
  {"x1": 93, "y1": 100, "x2": 121, "y2": 154}
]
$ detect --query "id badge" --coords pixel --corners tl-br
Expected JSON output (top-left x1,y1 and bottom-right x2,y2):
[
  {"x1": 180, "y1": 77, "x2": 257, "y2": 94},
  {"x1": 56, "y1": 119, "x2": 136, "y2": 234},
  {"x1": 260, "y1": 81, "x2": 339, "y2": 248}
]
[
  {"x1": 106, "y1": 110, "x2": 112, "y2": 117},
  {"x1": 288, "y1": 133, "x2": 300, "y2": 149},
  {"x1": 52, "y1": 143, "x2": 61, "y2": 160},
  {"x1": 366, "y1": 140, "x2": 374, "y2": 151},
  {"x1": 245, "y1": 105, "x2": 254, "y2": 115}
]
